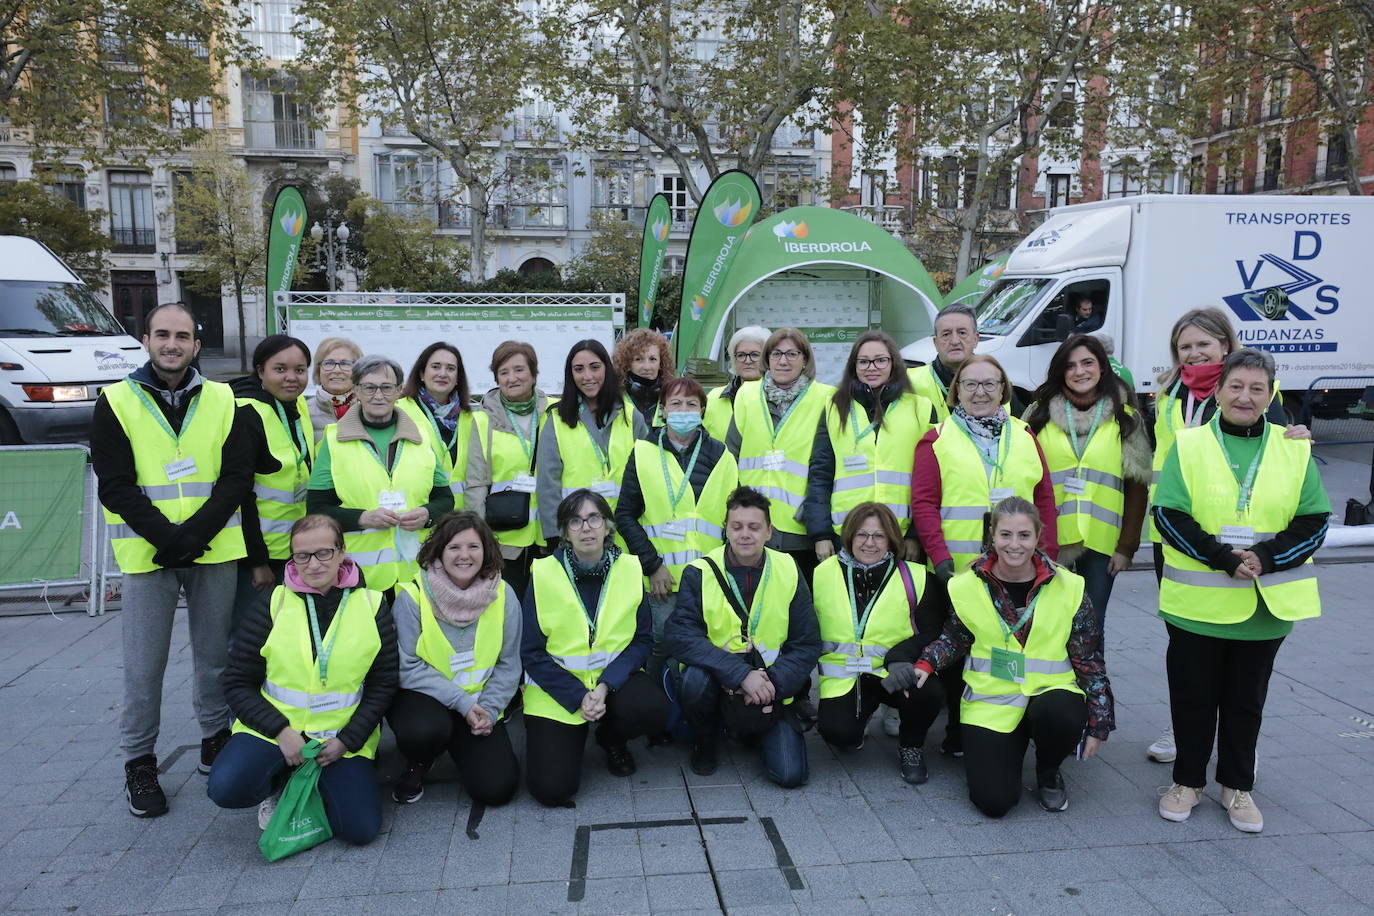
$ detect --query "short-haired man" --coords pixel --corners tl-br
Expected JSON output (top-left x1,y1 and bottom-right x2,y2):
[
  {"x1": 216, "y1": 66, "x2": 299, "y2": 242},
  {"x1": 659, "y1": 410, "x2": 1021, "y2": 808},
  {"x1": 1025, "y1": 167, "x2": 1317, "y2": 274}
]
[
  {"x1": 665, "y1": 486, "x2": 821, "y2": 785},
  {"x1": 91, "y1": 303, "x2": 253, "y2": 817},
  {"x1": 908, "y1": 304, "x2": 978, "y2": 423}
]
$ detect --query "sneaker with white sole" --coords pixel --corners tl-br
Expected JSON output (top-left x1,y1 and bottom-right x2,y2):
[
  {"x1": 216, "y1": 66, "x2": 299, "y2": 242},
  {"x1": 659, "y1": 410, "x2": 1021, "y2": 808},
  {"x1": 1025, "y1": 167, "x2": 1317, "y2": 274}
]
[
  {"x1": 1147, "y1": 726, "x2": 1176, "y2": 763},
  {"x1": 1158, "y1": 783, "x2": 1203, "y2": 822},
  {"x1": 882, "y1": 707, "x2": 901, "y2": 738},
  {"x1": 257, "y1": 792, "x2": 281, "y2": 830},
  {"x1": 1220, "y1": 786, "x2": 1263, "y2": 833}
]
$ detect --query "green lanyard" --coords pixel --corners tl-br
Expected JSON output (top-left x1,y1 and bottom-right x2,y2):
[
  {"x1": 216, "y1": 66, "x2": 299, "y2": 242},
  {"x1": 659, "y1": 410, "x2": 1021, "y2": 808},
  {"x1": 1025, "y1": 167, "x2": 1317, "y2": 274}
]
[
  {"x1": 424, "y1": 400, "x2": 460, "y2": 451},
  {"x1": 582, "y1": 405, "x2": 613, "y2": 476},
  {"x1": 759, "y1": 381, "x2": 806, "y2": 445},
  {"x1": 845, "y1": 559, "x2": 890, "y2": 640},
  {"x1": 985, "y1": 581, "x2": 1038, "y2": 647},
  {"x1": 126, "y1": 378, "x2": 199, "y2": 445},
  {"x1": 1164, "y1": 380, "x2": 1211, "y2": 434},
  {"x1": 725, "y1": 552, "x2": 771, "y2": 639},
  {"x1": 305, "y1": 588, "x2": 351, "y2": 684},
  {"x1": 1066, "y1": 398, "x2": 1105, "y2": 462},
  {"x1": 273, "y1": 398, "x2": 309, "y2": 471},
  {"x1": 561, "y1": 552, "x2": 610, "y2": 645},
  {"x1": 659, "y1": 429, "x2": 704, "y2": 512},
  {"x1": 505, "y1": 407, "x2": 536, "y2": 461},
  {"x1": 361, "y1": 435, "x2": 404, "y2": 476},
  {"x1": 849, "y1": 401, "x2": 881, "y2": 444},
  {"x1": 1211, "y1": 414, "x2": 1268, "y2": 513}
]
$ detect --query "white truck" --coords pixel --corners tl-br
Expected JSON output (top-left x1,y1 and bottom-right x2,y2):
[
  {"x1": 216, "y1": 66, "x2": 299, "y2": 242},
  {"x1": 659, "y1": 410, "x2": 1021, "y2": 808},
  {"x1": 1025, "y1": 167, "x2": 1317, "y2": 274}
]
[
  {"x1": 902, "y1": 194, "x2": 1374, "y2": 415},
  {"x1": 0, "y1": 236, "x2": 144, "y2": 443}
]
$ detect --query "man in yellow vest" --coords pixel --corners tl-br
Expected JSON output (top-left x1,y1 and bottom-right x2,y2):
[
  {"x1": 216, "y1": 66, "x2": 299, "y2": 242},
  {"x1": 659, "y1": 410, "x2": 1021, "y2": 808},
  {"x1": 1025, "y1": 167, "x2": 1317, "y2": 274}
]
[
  {"x1": 907, "y1": 304, "x2": 979, "y2": 423},
  {"x1": 90, "y1": 303, "x2": 254, "y2": 818},
  {"x1": 665, "y1": 487, "x2": 821, "y2": 785}
]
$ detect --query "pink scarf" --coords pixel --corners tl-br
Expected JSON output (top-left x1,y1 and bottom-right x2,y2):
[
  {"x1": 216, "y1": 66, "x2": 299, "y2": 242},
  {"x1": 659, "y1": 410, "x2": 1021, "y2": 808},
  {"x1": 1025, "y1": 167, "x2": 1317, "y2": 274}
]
[
  {"x1": 284, "y1": 558, "x2": 360, "y2": 595},
  {"x1": 425, "y1": 564, "x2": 499, "y2": 626}
]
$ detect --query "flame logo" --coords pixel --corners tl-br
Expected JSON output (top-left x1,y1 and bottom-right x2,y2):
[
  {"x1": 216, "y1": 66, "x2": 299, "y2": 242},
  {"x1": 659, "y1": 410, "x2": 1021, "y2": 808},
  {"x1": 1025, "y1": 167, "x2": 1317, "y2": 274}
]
[
  {"x1": 691, "y1": 294, "x2": 707, "y2": 319},
  {"x1": 772, "y1": 220, "x2": 809, "y2": 239},
  {"x1": 651, "y1": 218, "x2": 669, "y2": 241},
  {"x1": 713, "y1": 198, "x2": 752, "y2": 227},
  {"x1": 986, "y1": 263, "x2": 1005, "y2": 278},
  {"x1": 279, "y1": 209, "x2": 304, "y2": 237}
]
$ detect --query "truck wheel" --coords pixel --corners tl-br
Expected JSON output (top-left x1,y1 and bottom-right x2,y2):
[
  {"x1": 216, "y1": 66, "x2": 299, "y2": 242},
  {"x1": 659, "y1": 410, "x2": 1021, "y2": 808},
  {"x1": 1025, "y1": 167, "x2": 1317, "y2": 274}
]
[{"x1": 0, "y1": 410, "x2": 20, "y2": 445}]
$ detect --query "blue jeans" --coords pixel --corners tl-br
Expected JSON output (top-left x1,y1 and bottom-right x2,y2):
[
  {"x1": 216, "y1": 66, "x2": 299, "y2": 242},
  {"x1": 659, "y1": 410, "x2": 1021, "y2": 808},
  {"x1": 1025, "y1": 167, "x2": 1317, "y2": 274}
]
[
  {"x1": 206, "y1": 732, "x2": 381, "y2": 845},
  {"x1": 1070, "y1": 548, "x2": 1115, "y2": 635},
  {"x1": 677, "y1": 665, "x2": 808, "y2": 788}
]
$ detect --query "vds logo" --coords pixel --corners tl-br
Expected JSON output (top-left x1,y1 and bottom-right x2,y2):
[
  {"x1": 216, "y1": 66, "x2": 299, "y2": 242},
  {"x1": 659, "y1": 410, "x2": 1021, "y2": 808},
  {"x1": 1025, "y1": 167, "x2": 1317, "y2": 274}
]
[
  {"x1": 1224, "y1": 231, "x2": 1340, "y2": 322},
  {"x1": 1025, "y1": 223, "x2": 1072, "y2": 248}
]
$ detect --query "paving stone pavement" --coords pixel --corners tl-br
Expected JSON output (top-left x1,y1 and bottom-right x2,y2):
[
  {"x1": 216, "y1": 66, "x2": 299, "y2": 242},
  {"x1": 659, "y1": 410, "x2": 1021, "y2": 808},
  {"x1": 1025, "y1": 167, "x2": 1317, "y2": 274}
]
[{"x1": 1, "y1": 561, "x2": 1373, "y2": 915}]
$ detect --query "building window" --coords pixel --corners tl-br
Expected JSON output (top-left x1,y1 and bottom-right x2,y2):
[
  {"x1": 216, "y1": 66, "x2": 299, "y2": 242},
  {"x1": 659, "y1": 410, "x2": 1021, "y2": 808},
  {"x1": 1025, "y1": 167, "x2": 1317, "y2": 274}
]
[
  {"x1": 1223, "y1": 91, "x2": 1246, "y2": 130},
  {"x1": 0, "y1": 164, "x2": 16, "y2": 181},
  {"x1": 1047, "y1": 173, "x2": 1071, "y2": 208},
  {"x1": 661, "y1": 174, "x2": 691, "y2": 225},
  {"x1": 171, "y1": 97, "x2": 213, "y2": 130},
  {"x1": 105, "y1": 87, "x2": 150, "y2": 128},
  {"x1": 938, "y1": 156, "x2": 959, "y2": 208},
  {"x1": 512, "y1": 100, "x2": 559, "y2": 142},
  {"x1": 376, "y1": 151, "x2": 453, "y2": 224},
  {"x1": 504, "y1": 156, "x2": 567, "y2": 229},
  {"x1": 591, "y1": 160, "x2": 642, "y2": 220},
  {"x1": 244, "y1": 0, "x2": 305, "y2": 60},
  {"x1": 168, "y1": 33, "x2": 210, "y2": 63},
  {"x1": 171, "y1": 171, "x2": 203, "y2": 253},
  {"x1": 44, "y1": 171, "x2": 86, "y2": 208},
  {"x1": 1264, "y1": 75, "x2": 1286, "y2": 121},
  {"x1": 1047, "y1": 83, "x2": 1075, "y2": 129},
  {"x1": 1325, "y1": 133, "x2": 1349, "y2": 181},
  {"x1": 109, "y1": 170, "x2": 155, "y2": 252},
  {"x1": 1186, "y1": 155, "x2": 1204, "y2": 194},
  {"x1": 992, "y1": 166, "x2": 1013, "y2": 209},
  {"x1": 243, "y1": 76, "x2": 318, "y2": 150},
  {"x1": 860, "y1": 170, "x2": 887, "y2": 208},
  {"x1": 1262, "y1": 140, "x2": 1282, "y2": 191},
  {"x1": 1106, "y1": 160, "x2": 1143, "y2": 199},
  {"x1": 760, "y1": 163, "x2": 812, "y2": 210}
]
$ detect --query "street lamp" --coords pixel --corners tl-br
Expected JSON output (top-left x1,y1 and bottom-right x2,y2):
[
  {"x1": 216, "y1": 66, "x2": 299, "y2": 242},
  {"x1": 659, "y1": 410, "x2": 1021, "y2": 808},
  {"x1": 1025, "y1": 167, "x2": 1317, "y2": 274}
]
[{"x1": 310, "y1": 219, "x2": 352, "y2": 291}]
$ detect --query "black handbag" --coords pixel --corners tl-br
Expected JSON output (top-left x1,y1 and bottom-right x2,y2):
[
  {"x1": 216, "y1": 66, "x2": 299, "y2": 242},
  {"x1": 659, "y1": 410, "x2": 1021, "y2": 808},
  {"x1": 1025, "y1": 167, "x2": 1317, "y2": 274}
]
[{"x1": 485, "y1": 416, "x2": 538, "y2": 531}]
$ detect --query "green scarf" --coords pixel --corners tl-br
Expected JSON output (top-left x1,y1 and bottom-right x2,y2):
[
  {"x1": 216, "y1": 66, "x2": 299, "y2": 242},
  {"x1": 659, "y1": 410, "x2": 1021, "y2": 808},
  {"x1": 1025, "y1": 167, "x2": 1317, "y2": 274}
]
[{"x1": 500, "y1": 392, "x2": 537, "y2": 415}]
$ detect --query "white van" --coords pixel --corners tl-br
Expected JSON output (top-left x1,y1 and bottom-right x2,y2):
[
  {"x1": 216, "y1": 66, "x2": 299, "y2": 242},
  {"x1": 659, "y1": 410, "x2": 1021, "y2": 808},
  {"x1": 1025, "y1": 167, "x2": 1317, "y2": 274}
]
[
  {"x1": 0, "y1": 236, "x2": 144, "y2": 444},
  {"x1": 902, "y1": 194, "x2": 1374, "y2": 413}
]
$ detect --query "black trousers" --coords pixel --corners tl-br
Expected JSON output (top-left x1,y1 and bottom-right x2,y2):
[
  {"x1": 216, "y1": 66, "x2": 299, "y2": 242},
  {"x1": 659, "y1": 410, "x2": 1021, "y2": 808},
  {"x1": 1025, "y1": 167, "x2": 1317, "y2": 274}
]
[
  {"x1": 925, "y1": 573, "x2": 963, "y2": 746},
  {"x1": 524, "y1": 671, "x2": 670, "y2": 807},
  {"x1": 817, "y1": 671, "x2": 944, "y2": 748},
  {"x1": 501, "y1": 547, "x2": 536, "y2": 605},
  {"x1": 386, "y1": 689, "x2": 520, "y2": 807},
  {"x1": 962, "y1": 689, "x2": 1086, "y2": 819},
  {"x1": 1165, "y1": 623, "x2": 1283, "y2": 792}
]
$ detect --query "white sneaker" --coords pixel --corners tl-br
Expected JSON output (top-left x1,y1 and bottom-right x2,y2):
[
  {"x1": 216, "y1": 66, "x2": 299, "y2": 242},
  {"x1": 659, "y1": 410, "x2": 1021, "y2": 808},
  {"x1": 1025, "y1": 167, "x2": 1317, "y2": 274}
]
[
  {"x1": 882, "y1": 707, "x2": 901, "y2": 738},
  {"x1": 1147, "y1": 726, "x2": 1176, "y2": 763},
  {"x1": 1220, "y1": 786, "x2": 1263, "y2": 833},
  {"x1": 1158, "y1": 783, "x2": 1202, "y2": 822},
  {"x1": 257, "y1": 792, "x2": 280, "y2": 831}
]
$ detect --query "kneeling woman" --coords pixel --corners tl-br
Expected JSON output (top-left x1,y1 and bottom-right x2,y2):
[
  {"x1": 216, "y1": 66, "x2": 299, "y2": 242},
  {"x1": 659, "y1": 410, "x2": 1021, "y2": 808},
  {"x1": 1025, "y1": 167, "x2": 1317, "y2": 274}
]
[
  {"x1": 521, "y1": 490, "x2": 670, "y2": 806},
  {"x1": 815, "y1": 502, "x2": 945, "y2": 784},
  {"x1": 209, "y1": 515, "x2": 398, "y2": 845},
  {"x1": 915, "y1": 498, "x2": 1113, "y2": 817},
  {"x1": 387, "y1": 511, "x2": 522, "y2": 806}
]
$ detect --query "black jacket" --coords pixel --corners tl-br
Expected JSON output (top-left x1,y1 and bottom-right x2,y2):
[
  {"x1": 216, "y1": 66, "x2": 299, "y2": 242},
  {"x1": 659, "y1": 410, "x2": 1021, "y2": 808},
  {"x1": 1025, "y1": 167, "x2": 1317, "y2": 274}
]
[
  {"x1": 614, "y1": 428, "x2": 731, "y2": 576},
  {"x1": 835, "y1": 558, "x2": 947, "y2": 667},
  {"x1": 90, "y1": 362, "x2": 255, "y2": 567},
  {"x1": 230, "y1": 376, "x2": 311, "y2": 567}
]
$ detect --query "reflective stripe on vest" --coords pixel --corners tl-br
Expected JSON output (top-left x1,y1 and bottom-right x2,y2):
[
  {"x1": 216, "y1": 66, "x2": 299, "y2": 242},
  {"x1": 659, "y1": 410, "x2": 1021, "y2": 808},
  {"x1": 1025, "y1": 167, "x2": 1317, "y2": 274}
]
[
  {"x1": 631, "y1": 438, "x2": 738, "y2": 585},
  {"x1": 551, "y1": 404, "x2": 635, "y2": 511},
  {"x1": 733, "y1": 380, "x2": 835, "y2": 534},
  {"x1": 106, "y1": 511, "x2": 242, "y2": 542},
  {"x1": 1160, "y1": 424, "x2": 1320, "y2": 624},
  {"x1": 691, "y1": 546, "x2": 798, "y2": 698},
  {"x1": 825, "y1": 394, "x2": 931, "y2": 535},
  {"x1": 812, "y1": 556, "x2": 923, "y2": 699},
  {"x1": 240, "y1": 395, "x2": 316, "y2": 560},
  {"x1": 397, "y1": 398, "x2": 481, "y2": 511},
  {"x1": 1036, "y1": 409, "x2": 1128, "y2": 556}
]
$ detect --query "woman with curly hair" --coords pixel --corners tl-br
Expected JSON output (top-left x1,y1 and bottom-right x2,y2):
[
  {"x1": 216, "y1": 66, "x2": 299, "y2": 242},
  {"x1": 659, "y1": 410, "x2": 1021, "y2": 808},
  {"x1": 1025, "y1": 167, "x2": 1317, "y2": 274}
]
[{"x1": 613, "y1": 328, "x2": 675, "y2": 428}]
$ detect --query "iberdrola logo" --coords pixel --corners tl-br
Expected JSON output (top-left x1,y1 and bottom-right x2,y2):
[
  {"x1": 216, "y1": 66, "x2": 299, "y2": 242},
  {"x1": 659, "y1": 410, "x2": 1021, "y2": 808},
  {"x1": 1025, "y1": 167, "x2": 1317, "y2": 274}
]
[
  {"x1": 714, "y1": 198, "x2": 752, "y2": 227},
  {"x1": 772, "y1": 220, "x2": 809, "y2": 240},
  {"x1": 691, "y1": 294, "x2": 707, "y2": 319},
  {"x1": 651, "y1": 218, "x2": 669, "y2": 242},
  {"x1": 279, "y1": 209, "x2": 304, "y2": 237},
  {"x1": 984, "y1": 262, "x2": 1005, "y2": 278}
]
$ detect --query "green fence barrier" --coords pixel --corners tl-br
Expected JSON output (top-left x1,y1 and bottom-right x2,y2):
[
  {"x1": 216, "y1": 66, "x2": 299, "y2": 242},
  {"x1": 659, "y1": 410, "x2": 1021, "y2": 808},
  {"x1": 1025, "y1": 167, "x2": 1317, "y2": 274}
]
[{"x1": 0, "y1": 446, "x2": 95, "y2": 605}]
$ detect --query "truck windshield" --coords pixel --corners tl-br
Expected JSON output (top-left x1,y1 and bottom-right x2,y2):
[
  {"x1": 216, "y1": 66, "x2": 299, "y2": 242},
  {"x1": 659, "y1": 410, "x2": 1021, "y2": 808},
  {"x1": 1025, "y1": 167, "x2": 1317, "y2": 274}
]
[
  {"x1": 0, "y1": 280, "x2": 125, "y2": 336},
  {"x1": 975, "y1": 278, "x2": 1052, "y2": 336}
]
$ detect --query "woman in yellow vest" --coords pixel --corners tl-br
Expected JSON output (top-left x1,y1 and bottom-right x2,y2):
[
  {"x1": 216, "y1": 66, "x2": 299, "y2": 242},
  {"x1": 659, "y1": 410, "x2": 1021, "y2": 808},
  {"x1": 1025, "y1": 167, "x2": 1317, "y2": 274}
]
[
  {"x1": 726, "y1": 327, "x2": 836, "y2": 587},
  {"x1": 536, "y1": 339, "x2": 646, "y2": 545},
  {"x1": 615, "y1": 377, "x2": 739, "y2": 681},
  {"x1": 232, "y1": 335, "x2": 316, "y2": 631},
  {"x1": 703, "y1": 325, "x2": 769, "y2": 440},
  {"x1": 307, "y1": 355, "x2": 453, "y2": 594},
  {"x1": 399, "y1": 341, "x2": 484, "y2": 511},
  {"x1": 307, "y1": 336, "x2": 362, "y2": 441},
  {"x1": 521, "y1": 490, "x2": 669, "y2": 807},
  {"x1": 387, "y1": 511, "x2": 522, "y2": 807},
  {"x1": 1024, "y1": 335, "x2": 1150, "y2": 634},
  {"x1": 210, "y1": 515, "x2": 397, "y2": 845},
  {"x1": 467, "y1": 340, "x2": 554, "y2": 602},
  {"x1": 804, "y1": 330, "x2": 934, "y2": 560},
  {"x1": 614, "y1": 327, "x2": 674, "y2": 428},
  {"x1": 1153, "y1": 348, "x2": 1328, "y2": 834},
  {"x1": 814, "y1": 503, "x2": 945, "y2": 784},
  {"x1": 914, "y1": 497, "x2": 1113, "y2": 817}
]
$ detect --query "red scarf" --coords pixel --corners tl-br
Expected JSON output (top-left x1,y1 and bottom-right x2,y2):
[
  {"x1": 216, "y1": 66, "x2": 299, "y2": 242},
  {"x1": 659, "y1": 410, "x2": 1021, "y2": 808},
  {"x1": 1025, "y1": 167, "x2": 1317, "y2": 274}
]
[{"x1": 1179, "y1": 362, "x2": 1223, "y2": 401}]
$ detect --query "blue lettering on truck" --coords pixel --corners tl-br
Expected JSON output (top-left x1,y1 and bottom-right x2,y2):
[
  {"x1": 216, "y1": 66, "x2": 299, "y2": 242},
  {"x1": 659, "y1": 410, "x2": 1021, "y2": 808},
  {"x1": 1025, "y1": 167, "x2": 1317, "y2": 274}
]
[{"x1": 1222, "y1": 224, "x2": 1347, "y2": 355}]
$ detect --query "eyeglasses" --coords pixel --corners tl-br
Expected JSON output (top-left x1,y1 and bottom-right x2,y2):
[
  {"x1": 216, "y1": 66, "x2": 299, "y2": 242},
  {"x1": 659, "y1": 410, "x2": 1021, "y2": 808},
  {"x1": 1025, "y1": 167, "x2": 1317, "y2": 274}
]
[
  {"x1": 359, "y1": 383, "x2": 398, "y2": 398},
  {"x1": 292, "y1": 548, "x2": 338, "y2": 565},
  {"x1": 568, "y1": 514, "x2": 606, "y2": 531},
  {"x1": 959, "y1": 379, "x2": 1001, "y2": 393},
  {"x1": 856, "y1": 356, "x2": 892, "y2": 370},
  {"x1": 734, "y1": 351, "x2": 762, "y2": 363},
  {"x1": 321, "y1": 359, "x2": 354, "y2": 370},
  {"x1": 769, "y1": 348, "x2": 803, "y2": 363},
  {"x1": 853, "y1": 531, "x2": 887, "y2": 542}
]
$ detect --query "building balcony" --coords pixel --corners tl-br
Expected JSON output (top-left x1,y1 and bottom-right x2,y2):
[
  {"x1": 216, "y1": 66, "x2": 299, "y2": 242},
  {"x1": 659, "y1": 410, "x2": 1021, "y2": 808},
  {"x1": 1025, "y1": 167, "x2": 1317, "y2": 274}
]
[
  {"x1": 841, "y1": 204, "x2": 906, "y2": 234},
  {"x1": 111, "y1": 228, "x2": 156, "y2": 253},
  {"x1": 244, "y1": 119, "x2": 323, "y2": 151}
]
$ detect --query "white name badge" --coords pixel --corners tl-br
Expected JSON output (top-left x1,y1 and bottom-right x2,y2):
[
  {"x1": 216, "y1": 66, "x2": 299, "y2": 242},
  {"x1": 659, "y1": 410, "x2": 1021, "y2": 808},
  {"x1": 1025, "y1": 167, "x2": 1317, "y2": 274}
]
[
  {"x1": 989, "y1": 487, "x2": 1015, "y2": 502},
  {"x1": 590, "y1": 480, "x2": 618, "y2": 498},
  {"x1": 660, "y1": 519, "x2": 690, "y2": 541},
  {"x1": 842, "y1": 454, "x2": 869, "y2": 472},
  {"x1": 1063, "y1": 476, "x2": 1088, "y2": 496},
  {"x1": 1218, "y1": 525, "x2": 1256, "y2": 547},
  {"x1": 762, "y1": 450, "x2": 786, "y2": 472},
  {"x1": 449, "y1": 650, "x2": 476, "y2": 672},
  {"x1": 163, "y1": 456, "x2": 198, "y2": 482},
  {"x1": 587, "y1": 650, "x2": 609, "y2": 670},
  {"x1": 378, "y1": 490, "x2": 408, "y2": 512},
  {"x1": 844, "y1": 656, "x2": 874, "y2": 674},
  {"x1": 511, "y1": 474, "x2": 537, "y2": 494},
  {"x1": 307, "y1": 693, "x2": 345, "y2": 714}
]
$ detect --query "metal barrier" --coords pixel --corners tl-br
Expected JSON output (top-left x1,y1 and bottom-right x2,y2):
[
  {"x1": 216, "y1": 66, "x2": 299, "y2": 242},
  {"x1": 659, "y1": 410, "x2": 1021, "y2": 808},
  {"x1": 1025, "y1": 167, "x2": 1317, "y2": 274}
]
[{"x1": 1297, "y1": 376, "x2": 1374, "y2": 448}]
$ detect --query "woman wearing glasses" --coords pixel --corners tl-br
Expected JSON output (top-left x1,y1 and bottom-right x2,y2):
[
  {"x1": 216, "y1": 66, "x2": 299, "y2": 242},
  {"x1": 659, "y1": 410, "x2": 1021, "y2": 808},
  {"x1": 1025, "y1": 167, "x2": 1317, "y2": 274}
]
[
  {"x1": 308, "y1": 337, "x2": 363, "y2": 443},
  {"x1": 307, "y1": 355, "x2": 453, "y2": 593},
  {"x1": 704, "y1": 326, "x2": 770, "y2": 440},
  {"x1": 521, "y1": 490, "x2": 669, "y2": 806},
  {"x1": 210, "y1": 515, "x2": 397, "y2": 844},
  {"x1": 803, "y1": 331, "x2": 935, "y2": 562},
  {"x1": 398, "y1": 342, "x2": 484, "y2": 512},
  {"x1": 726, "y1": 327, "x2": 835, "y2": 586}
]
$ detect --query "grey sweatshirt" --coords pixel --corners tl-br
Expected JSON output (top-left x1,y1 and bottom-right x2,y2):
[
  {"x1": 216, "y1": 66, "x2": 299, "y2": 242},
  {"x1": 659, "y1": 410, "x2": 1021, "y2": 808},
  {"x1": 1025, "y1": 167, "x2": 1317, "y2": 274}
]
[
  {"x1": 392, "y1": 580, "x2": 523, "y2": 717},
  {"x1": 536, "y1": 400, "x2": 648, "y2": 541}
]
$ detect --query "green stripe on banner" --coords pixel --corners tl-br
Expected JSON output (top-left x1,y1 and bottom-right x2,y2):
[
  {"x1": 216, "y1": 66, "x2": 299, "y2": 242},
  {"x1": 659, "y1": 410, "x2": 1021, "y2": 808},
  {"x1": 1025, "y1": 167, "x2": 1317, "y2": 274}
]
[
  {"x1": 0, "y1": 448, "x2": 86, "y2": 585},
  {"x1": 289, "y1": 306, "x2": 615, "y2": 322}
]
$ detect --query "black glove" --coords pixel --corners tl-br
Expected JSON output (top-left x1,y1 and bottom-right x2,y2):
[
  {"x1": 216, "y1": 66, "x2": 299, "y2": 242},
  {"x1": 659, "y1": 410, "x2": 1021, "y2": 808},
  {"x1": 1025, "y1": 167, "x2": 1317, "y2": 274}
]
[
  {"x1": 881, "y1": 661, "x2": 920, "y2": 693},
  {"x1": 152, "y1": 530, "x2": 209, "y2": 568},
  {"x1": 935, "y1": 559, "x2": 955, "y2": 582}
]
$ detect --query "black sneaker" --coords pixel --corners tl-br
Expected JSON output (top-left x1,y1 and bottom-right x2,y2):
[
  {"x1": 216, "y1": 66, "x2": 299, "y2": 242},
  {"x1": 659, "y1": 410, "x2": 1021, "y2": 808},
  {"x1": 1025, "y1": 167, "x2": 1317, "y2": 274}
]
[
  {"x1": 604, "y1": 742, "x2": 637, "y2": 777},
  {"x1": 1036, "y1": 769, "x2": 1069, "y2": 812},
  {"x1": 125, "y1": 755, "x2": 168, "y2": 818},
  {"x1": 647, "y1": 731, "x2": 674, "y2": 748},
  {"x1": 690, "y1": 739, "x2": 719, "y2": 776},
  {"x1": 898, "y1": 746, "x2": 928, "y2": 785},
  {"x1": 199, "y1": 728, "x2": 231, "y2": 774},
  {"x1": 392, "y1": 759, "x2": 431, "y2": 804}
]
